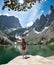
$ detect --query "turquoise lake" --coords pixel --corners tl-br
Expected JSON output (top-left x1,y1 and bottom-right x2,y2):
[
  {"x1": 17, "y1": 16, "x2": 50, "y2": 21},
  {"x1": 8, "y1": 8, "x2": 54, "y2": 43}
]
[{"x1": 0, "y1": 44, "x2": 54, "y2": 64}]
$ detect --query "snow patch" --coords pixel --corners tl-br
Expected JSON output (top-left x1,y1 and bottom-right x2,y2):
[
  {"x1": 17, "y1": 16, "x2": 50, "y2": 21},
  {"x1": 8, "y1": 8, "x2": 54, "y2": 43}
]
[
  {"x1": 26, "y1": 34, "x2": 29, "y2": 36},
  {"x1": 11, "y1": 28, "x2": 17, "y2": 31},
  {"x1": 5, "y1": 28, "x2": 17, "y2": 32},
  {"x1": 15, "y1": 34, "x2": 22, "y2": 40},
  {"x1": 23, "y1": 30, "x2": 29, "y2": 34},
  {"x1": 33, "y1": 27, "x2": 49, "y2": 34}
]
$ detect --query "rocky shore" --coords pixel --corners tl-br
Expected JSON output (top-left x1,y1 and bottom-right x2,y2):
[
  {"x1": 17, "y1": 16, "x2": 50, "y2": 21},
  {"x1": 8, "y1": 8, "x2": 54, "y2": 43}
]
[{"x1": 5, "y1": 55, "x2": 54, "y2": 65}]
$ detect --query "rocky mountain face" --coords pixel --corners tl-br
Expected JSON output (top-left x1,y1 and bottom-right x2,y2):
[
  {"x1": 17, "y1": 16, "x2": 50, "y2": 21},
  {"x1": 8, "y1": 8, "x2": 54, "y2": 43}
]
[
  {"x1": 24, "y1": 9, "x2": 54, "y2": 44},
  {"x1": 0, "y1": 30, "x2": 13, "y2": 45},
  {"x1": 32, "y1": 11, "x2": 54, "y2": 32},
  {"x1": 46, "y1": 12, "x2": 54, "y2": 26},
  {"x1": 33, "y1": 14, "x2": 47, "y2": 32},
  {"x1": 21, "y1": 9, "x2": 54, "y2": 39},
  {"x1": 0, "y1": 6, "x2": 54, "y2": 44},
  {"x1": 6, "y1": 9, "x2": 54, "y2": 44},
  {"x1": 0, "y1": 15, "x2": 22, "y2": 31},
  {"x1": 24, "y1": 21, "x2": 54, "y2": 45},
  {"x1": 23, "y1": 10, "x2": 54, "y2": 37},
  {"x1": 0, "y1": 15, "x2": 22, "y2": 45}
]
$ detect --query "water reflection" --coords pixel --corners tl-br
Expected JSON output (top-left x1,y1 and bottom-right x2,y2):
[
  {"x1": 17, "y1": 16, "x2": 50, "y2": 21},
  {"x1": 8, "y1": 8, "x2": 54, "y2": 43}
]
[
  {"x1": 0, "y1": 45, "x2": 21, "y2": 64},
  {"x1": 14, "y1": 45, "x2": 22, "y2": 53},
  {"x1": 14, "y1": 45, "x2": 17, "y2": 48}
]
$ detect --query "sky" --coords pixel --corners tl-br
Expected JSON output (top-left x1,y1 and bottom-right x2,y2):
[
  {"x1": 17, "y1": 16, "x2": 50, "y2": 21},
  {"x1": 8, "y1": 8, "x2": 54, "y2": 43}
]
[{"x1": 0, "y1": 0, "x2": 54, "y2": 28}]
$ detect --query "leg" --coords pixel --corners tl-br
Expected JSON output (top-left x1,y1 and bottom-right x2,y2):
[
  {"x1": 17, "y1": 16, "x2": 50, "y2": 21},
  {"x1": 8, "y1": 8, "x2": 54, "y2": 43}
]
[
  {"x1": 22, "y1": 50, "x2": 24, "y2": 59},
  {"x1": 24, "y1": 50, "x2": 26, "y2": 57},
  {"x1": 22, "y1": 50, "x2": 27, "y2": 59}
]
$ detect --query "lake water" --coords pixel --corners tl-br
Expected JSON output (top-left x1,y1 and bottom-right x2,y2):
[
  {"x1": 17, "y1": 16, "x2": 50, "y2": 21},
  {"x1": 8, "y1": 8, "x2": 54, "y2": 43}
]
[{"x1": 0, "y1": 44, "x2": 54, "y2": 64}]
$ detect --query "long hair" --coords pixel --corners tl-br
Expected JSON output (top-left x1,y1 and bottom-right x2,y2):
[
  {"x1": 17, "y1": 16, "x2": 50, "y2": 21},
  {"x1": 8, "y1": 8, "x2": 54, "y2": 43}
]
[{"x1": 21, "y1": 38, "x2": 25, "y2": 46}]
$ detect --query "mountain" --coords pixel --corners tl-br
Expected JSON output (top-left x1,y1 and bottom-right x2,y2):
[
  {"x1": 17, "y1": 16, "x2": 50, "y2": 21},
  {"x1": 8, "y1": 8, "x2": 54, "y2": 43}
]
[
  {"x1": 46, "y1": 11, "x2": 54, "y2": 26},
  {"x1": 24, "y1": 20, "x2": 54, "y2": 45},
  {"x1": 32, "y1": 14, "x2": 47, "y2": 32},
  {"x1": 32, "y1": 11, "x2": 54, "y2": 32},
  {"x1": 0, "y1": 30, "x2": 13, "y2": 45},
  {"x1": 24, "y1": 9, "x2": 54, "y2": 44},
  {"x1": 32, "y1": 5, "x2": 54, "y2": 32},
  {"x1": 0, "y1": 15, "x2": 22, "y2": 31},
  {"x1": 4, "y1": 6, "x2": 54, "y2": 44}
]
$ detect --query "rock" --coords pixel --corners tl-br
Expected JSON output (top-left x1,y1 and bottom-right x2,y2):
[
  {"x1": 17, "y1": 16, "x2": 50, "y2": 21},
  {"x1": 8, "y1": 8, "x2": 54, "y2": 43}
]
[
  {"x1": 5, "y1": 55, "x2": 54, "y2": 65},
  {"x1": 47, "y1": 55, "x2": 54, "y2": 61}
]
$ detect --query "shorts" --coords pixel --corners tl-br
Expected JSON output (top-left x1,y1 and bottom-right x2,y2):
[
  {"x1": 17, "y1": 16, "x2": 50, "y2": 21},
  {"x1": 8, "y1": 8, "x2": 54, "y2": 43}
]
[{"x1": 22, "y1": 46, "x2": 26, "y2": 50}]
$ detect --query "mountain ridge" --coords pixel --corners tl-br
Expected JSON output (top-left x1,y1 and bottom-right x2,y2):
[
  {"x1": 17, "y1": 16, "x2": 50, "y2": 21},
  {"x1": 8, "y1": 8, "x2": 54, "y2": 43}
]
[{"x1": 0, "y1": 15, "x2": 22, "y2": 31}]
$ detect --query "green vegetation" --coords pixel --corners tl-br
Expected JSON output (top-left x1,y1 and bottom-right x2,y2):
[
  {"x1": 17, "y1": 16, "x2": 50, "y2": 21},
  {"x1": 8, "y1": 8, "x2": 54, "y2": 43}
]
[
  {"x1": 28, "y1": 37, "x2": 54, "y2": 45},
  {"x1": 47, "y1": 38, "x2": 54, "y2": 44},
  {"x1": 8, "y1": 36, "x2": 16, "y2": 42},
  {"x1": 2, "y1": 0, "x2": 42, "y2": 11},
  {"x1": 0, "y1": 37, "x2": 11, "y2": 45},
  {"x1": 27, "y1": 44, "x2": 54, "y2": 56}
]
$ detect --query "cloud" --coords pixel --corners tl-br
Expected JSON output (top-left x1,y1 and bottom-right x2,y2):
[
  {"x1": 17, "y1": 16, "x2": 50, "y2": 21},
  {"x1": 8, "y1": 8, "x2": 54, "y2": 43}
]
[
  {"x1": 48, "y1": 10, "x2": 51, "y2": 14},
  {"x1": 15, "y1": 16, "x2": 18, "y2": 18},
  {"x1": 18, "y1": 0, "x2": 24, "y2": 4},
  {"x1": 14, "y1": 16, "x2": 21, "y2": 22},
  {"x1": 0, "y1": 13, "x2": 1, "y2": 15},
  {"x1": 17, "y1": 2, "x2": 42, "y2": 27},
  {"x1": 41, "y1": 0, "x2": 47, "y2": 2},
  {"x1": 0, "y1": 0, "x2": 43, "y2": 28},
  {"x1": 0, "y1": 13, "x2": 10, "y2": 16},
  {"x1": 27, "y1": 21, "x2": 33, "y2": 27},
  {"x1": 4, "y1": 13, "x2": 10, "y2": 16},
  {"x1": 41, "y1": 10, "x2": 44, "y2": 13},
  {"x1": 44, "y1": 0, "x2": 47, "y2": 1},
  {"x1": 27, "y1": 2, "x2": 42, "y2": 22},
  {"x1": 14, "y1": 15, "x2": 19, "y2": 19}
]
